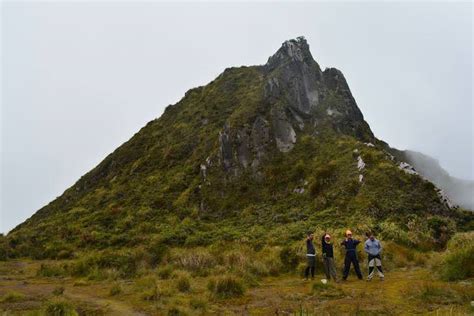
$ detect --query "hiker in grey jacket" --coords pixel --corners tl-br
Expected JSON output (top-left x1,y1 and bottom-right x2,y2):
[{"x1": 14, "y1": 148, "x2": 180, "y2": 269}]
[{"x1": 364, "y1": 232, "x2": 384, "y2": 281}]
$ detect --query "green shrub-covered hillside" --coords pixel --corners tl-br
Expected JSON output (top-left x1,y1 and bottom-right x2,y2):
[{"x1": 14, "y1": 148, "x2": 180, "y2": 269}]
[{"x1": 4, "y1": 37, "x2": 472, "y2": 260}]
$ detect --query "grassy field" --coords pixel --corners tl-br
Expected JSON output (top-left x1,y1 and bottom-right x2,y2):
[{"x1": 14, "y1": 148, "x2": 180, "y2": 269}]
[{"x1": 0, "y1": 251, "x2": 472, "y2": 315}]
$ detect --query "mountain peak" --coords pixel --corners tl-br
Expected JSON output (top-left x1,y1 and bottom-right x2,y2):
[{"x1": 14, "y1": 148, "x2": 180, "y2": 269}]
[{"x1": 266, "y1": 36, "x2": 314, "y2": 69}]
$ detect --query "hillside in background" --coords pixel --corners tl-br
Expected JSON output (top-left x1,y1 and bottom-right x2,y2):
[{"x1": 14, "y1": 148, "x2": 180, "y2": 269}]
[
  {"x1": 4, "y1": 37, "x2": 472, "y2": 259},
  {"x1": 1, "y1": 37, "x2": 473, "y2": 316}
]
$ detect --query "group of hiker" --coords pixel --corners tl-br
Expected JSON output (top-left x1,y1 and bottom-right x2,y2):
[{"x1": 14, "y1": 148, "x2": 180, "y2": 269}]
[{"x1": 304, "y1": 230, "x2": 384, "y2": 282}]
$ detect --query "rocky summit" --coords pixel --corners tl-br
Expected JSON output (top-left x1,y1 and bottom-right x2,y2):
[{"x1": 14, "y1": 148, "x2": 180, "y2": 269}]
[{"x1": 4, "y1": 37, "x2": 472, "y2": 259}]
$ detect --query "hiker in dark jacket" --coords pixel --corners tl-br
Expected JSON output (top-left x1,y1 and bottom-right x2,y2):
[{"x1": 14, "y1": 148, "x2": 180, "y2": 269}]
[
  {"x1": 321, "y1": 233, "x2": 338, "y2": 282},
  {"x1": 304, "y1": 232, "x2": 316, "y2": 280},
  {"x1": 340, "y1": 230, "x2": 363, "y2": 280},
  {"x1": 364, "y1": 232, "x2": 384, "y2": 281}
]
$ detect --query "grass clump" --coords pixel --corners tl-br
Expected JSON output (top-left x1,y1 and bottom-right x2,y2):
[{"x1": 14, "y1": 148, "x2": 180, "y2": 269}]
[
  {"x1": 0, "y1": 291, "x2": 27, "y2": 303},
  {"x1": 52, "y1": 286, "x2": 65, "y2": 296},
  {"x1": 109, "y1": 283, "x2": 122, "y2": 296},
  {"x1": 171, "y1": 248, "x2": 216, "y2": 276},
  {"x1": 168, "y1": 307, "x2": 186, "y2": 316},
  {"x1": 404, "y1": 282, "x2": 467, "y2": 305},
  {"x1": 157, "y1": 265, "x2": 173, "y2": 279},
  {"x1": 208, "y1": 276, "x2": 245, "y2": 299},
  {"x1": 312, "y1": 282, "x2": 345, "y2": 299},
  {"x1": 134, "y1": 276, "x2": 160, "y2": 301},
  {"x1": 189, "y1": 297, "x2": 207, "y2": 310},
  {"x1": 37, "y1": 263, "x2": 67, "y2": 277},
  {"x1": 176, "y1": 274, "x2": 191, "y2": 292},
  {"x1": 43, "y1": 299, "x2": 78, "y2": 315}
]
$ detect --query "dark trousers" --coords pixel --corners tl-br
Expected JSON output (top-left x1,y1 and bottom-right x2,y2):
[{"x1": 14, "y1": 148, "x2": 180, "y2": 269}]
[
  {"x1": 305, "y1": 256, "x2": 315, "y2": 279},
  {"x1": 343, "y1": 252, "x2": 362, "y2": 280}
]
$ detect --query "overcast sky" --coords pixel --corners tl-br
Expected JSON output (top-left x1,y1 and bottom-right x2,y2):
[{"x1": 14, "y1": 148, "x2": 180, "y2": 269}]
[{"x1": 1, "y1": 1, "x2": 472, "y2": 234}]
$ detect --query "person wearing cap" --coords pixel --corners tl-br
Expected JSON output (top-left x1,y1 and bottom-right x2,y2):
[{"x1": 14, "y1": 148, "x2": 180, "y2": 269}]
[
  {"x1": 321, "y1": 233, "x2": 338, "y2": 282},
  {"x1": 364, "y1": 232, "x2": 384, "y2": 281},
  {"x1": 340, "y1": 230, "x2": 363, "y2": 280},
  {"x1": 304, "y1": 232, "x2": 316, "y2": 280}
]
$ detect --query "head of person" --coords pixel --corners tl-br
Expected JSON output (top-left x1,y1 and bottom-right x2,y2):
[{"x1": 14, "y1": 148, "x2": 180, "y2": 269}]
[
  {"x1": 369, "y1": 232, "x2": 375, "y2": 241},
  {"x1": 307, "y1": 232, "x2": 314, "y2": 240},
  {"x1": 346, "y1": 230, "x2": 353, "y2": 239},
  {"x1": 324, "y1": 234, "x2": 331, "y2": 243}
]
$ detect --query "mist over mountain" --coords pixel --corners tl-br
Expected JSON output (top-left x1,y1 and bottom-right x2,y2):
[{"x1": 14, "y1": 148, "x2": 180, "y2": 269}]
[{"x1": 404, "y1": 150, "x2": 474, "y2": 210}]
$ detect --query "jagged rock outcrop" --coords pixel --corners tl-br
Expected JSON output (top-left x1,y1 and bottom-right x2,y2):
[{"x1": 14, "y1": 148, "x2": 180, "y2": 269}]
[{"x1": 217, "y1": 37, "x2": 375, "y2": 175}]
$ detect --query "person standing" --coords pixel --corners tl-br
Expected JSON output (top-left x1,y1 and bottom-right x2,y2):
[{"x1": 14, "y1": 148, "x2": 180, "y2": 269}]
[
  {"x1": 304, "y1": 232, "x2": 316, "y2": 280},
  {"x1": 321, "y1": 233, "x2": 338, "y2": 282},
  {"x1": 364, "y1": 232, "x2": 384, "y2": 281},
  {"x1": 341, "y1": 230, "x2": 363, "y2": 280}
]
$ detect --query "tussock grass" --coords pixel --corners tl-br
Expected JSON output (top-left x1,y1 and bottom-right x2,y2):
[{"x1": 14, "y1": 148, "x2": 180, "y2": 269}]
[
  {"x1": 43, "y1": 299, "x2": 78, "y2": 316},
  {"x1": 403, "y1": 282, "x2": 469, "y2": 305},
  {"x1": 208, "y1": 275, "x2": 245, "y2": 299},
  {"x1": 176, "y1": 273, "x2": 191, "y2": 292},
  {"x1": 438, "y1": 232, "x2": 474, "y2": 281},
  {"x1": 170, "y1": 248, "x2": 216, "y2": 276},
  {"x1": 37, "y1": 263, "x2": 67, "y2": 277},
  {"x1": 312, "y1": 282, "x2": 345, "y2": 299},
  {"x1": 109, "y1": 283, "x2": 122, "y2": 296},
  {"x1": 0, "y1": 291, "x2": 27, "y2": 303}
]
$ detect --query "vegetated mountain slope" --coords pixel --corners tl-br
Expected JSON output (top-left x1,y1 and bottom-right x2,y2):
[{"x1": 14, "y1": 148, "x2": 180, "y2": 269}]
[
  {"x1": 6, "y1": 37, "x2": 471, "y2": 258},
  {"x1": 403, "y1": 150, "x2": 474, "y2": 211}
]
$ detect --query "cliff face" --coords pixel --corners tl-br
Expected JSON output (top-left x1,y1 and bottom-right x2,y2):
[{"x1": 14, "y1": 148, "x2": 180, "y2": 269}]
[{"x1": 7, "y1": 37, "x2": 468, "y2": 259}]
